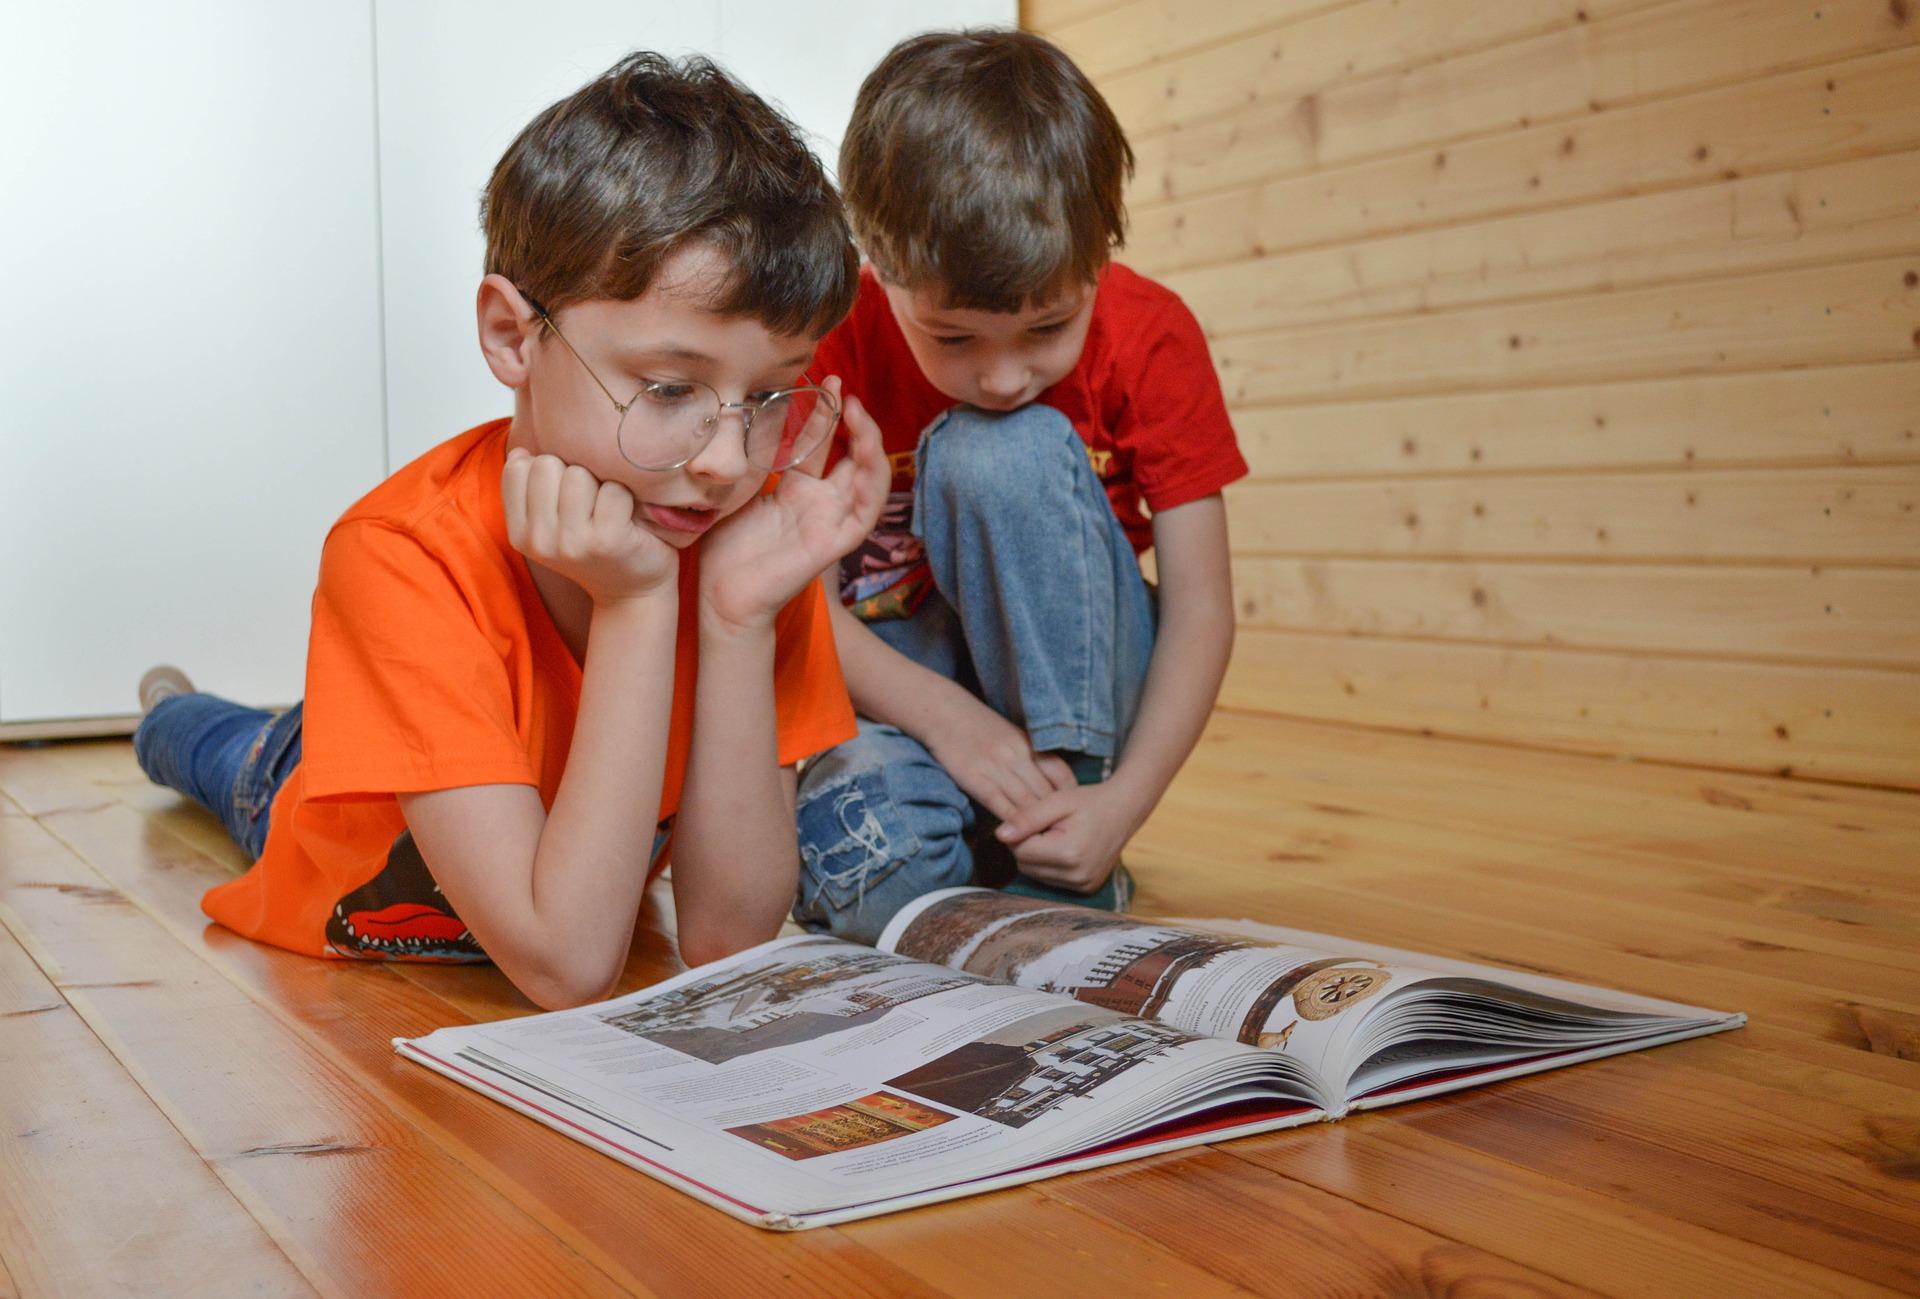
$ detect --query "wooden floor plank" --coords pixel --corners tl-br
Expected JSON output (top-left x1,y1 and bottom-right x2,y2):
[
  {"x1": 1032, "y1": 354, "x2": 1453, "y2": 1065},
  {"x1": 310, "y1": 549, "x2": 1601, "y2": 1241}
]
[
  {"x1": 1228, "y1": 1117, "x2": 1909, "y2": 1299},
  {"x1": 1035, "y1": 1147, "x2": 1603, "y2": 1297},
  {"x1": 4, "y1": 722, "x2": 1917, "y2": 1294},
  {"x1": 0, "y1": 813, "x2": 636, "y2": 1299},
  {"x1": 39, "y1": 798, "x2": 1262, "y2": 1299},
  {"x1": 0, "y1": 923, "x2": 316, "y2": 1299}
]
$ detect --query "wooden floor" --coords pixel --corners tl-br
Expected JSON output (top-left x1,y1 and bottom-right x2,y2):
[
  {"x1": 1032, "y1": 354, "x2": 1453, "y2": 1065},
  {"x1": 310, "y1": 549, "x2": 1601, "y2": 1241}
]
[{"x1": 2, "y1": 712, "x2": 1917, "y2": 1298}]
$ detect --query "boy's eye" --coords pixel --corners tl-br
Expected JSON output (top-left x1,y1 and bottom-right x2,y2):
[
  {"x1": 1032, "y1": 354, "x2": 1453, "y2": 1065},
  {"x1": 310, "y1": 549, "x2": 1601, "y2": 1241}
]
[
  {"x1": 1031, "y1": 322, "x2": 1068, "y2": 336},
  {"x1": 932, "y1": 335, "x2": 972, "y2": 348},
  {"x1": 642, "y1": 382, "x2": 702, "y2": 404}
]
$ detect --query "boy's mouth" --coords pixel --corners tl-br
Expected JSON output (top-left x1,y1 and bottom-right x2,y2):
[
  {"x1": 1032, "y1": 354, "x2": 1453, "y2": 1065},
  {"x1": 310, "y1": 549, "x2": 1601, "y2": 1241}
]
[{"x1": 640, "y1": 501, "x2": 720, "y2": 536}]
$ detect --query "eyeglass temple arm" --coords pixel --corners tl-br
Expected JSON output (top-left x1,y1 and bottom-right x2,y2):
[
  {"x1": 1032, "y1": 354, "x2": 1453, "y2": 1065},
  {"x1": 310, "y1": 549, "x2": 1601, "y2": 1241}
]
[{"x1": 522, "y1": 291, "x2": 628, "y2": 412}]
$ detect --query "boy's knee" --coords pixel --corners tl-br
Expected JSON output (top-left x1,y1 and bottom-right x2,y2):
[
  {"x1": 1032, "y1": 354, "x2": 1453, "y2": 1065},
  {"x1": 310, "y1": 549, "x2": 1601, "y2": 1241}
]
[
  {"x1": 919, "y1": 404, "x2": 1084, "y2": 511},
  {"x1": 793, "y1": 725, "x2": 972, "y2": 945}
]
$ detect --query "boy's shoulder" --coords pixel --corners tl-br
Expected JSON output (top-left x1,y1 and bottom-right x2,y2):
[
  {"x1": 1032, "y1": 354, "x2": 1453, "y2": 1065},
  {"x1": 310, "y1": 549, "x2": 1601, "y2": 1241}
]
[
  {"x1": 330, "y1": 420, "x2": 511, "y2": 544},
  {"x1": 1088, "y1": 262, "x2": 1193, "y2": 336}
]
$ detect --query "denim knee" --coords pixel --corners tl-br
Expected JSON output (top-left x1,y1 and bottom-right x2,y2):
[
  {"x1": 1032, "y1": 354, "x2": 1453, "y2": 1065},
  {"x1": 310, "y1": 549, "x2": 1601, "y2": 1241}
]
[
  {"x1": 916, "y1": 403, "x2": 1087, "y2": 520},
  {"x1": 793, "y1": 722, "x2": 974, "y2": 946}
]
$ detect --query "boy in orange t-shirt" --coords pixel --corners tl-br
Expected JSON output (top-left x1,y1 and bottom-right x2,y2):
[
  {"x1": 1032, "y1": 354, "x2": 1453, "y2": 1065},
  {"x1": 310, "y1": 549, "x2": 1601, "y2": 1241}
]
[{"x1": 132, "y1": 53, "x2": 886, "y2": 1009}]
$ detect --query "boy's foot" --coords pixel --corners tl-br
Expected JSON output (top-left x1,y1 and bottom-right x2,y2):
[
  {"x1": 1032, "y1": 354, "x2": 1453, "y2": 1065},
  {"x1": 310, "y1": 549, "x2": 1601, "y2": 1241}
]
[
  {"x1": 137, "y1": 665, "x2": 195, "y2": 715},
  {"x1": 1004, "y1": 863, "x2": 1133, "y2": 913}
]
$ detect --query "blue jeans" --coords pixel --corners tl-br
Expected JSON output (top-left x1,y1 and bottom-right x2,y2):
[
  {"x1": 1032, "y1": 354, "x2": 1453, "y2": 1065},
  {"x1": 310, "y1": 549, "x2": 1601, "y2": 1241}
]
[
  {"x1": 793, "y1": 403, "x2": 1156, "y2": 943},
  {"x1": 133, "y1": 694, "x2": 304, "y2": 859}
]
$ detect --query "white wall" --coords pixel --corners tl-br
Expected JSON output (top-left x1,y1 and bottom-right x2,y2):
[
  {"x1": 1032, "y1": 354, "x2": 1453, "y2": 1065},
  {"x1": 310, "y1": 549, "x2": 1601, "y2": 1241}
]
[{"x1": 0, "y1": 0, "x2": 1013, "y2": 728}]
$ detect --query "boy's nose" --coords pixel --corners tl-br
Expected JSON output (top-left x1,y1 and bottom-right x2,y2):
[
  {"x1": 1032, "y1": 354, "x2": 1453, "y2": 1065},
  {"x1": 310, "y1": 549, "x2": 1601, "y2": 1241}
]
[
  {"x1": 686, "y1": 408, "x2": 753, "y2": 481},
  {"x1": 977, "y1": 363, "x2": 1027, "y2": 404}
]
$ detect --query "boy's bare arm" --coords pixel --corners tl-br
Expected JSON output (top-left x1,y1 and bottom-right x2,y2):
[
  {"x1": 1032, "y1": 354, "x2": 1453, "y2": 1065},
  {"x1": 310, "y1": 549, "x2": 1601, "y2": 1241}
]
[
  {"x1": 399, "y1": 451, "x2": 682, "y2": 1011},
  {"x1": 669, "y1": 388, "x2": 891, "y2": 962},
  {"x1": 825, "y1": 588, "x2": 1075, "y2": 820},
  {"x1": 664, "y1": 613, "x2": 793, "y2": 966},
  {"x1": 996, "y1": 494, "x2": 1235, "y2": 889}
]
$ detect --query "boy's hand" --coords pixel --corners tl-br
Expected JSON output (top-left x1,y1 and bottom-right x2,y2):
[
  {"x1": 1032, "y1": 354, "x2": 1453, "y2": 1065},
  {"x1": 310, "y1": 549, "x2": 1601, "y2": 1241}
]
[
  {"x1": 503, "y1": 448, "x2": 677, "y2": 605},
  {"x1": 701, "y1": 381, "x2": 888, "y2": 631},
  {"x1": 993, "y1": 780, "x2": 1140, "y2": 894},
  {"x1": 924, "y1": 694, "x2": 1078, "y2": 824}
]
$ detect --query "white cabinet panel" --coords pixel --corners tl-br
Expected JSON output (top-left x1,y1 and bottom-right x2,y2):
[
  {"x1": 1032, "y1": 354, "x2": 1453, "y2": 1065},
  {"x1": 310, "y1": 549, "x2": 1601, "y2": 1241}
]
[
  {"x1": 0, "y1": 2, "x2": 387, "y2": 723},
  {"x1": 375, "y1": 0, "x2": 1016, "y2": 470}
]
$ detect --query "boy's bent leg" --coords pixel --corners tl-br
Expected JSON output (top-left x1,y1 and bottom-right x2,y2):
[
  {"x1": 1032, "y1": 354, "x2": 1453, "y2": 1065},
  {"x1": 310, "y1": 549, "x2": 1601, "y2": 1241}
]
[
  {"x1": 792, "y1": 720, "x2": 975, "y2": 946},
  {"x1": 912, "y1": 404, "x2": 1155, "y2": 764},
  {"x1": 133, "y1": 694, "x2": 300, "y2": 859}
]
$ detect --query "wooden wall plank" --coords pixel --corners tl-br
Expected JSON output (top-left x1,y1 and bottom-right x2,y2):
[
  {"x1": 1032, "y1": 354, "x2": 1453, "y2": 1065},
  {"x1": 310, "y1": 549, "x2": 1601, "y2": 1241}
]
[
  {"x1": 1231, "y1": 557, "x2": 1920, "y2": 667},
  {"x1": 1047, "y1": 0, "x2": 1349, "y2": 80},
  {"x1": 1162, "y1": 149, "x2": 1920, "y2": 335},
  {"x1": 0, "y1": 923, "x2": 316, "y2": 1299},
  {"x1": 1216, "y1": 628, "x2": 1920, "y2": 784},
  {"x1": 1233, "y1": 362, "x2": 1920, "y2": 479},
  {"x1": 1127, "y1": 0, "x2": 1919, "y2": 204},
  {"x1": 1022, "y1": 0, "x2": 1129, "y2": 31},
  {"x1": 1226, "y1": 465, "x2": 1920, "y2": 563},
  {"x1": 1128, "y1": 44, "x2": 1920, "y2": 269},
  {"x1": 1212, "y1": 256, "x2": 1920, "y2": 404},
  {"x1": 1096, "y1": 0, "x2": 1656, "y2": 140}
]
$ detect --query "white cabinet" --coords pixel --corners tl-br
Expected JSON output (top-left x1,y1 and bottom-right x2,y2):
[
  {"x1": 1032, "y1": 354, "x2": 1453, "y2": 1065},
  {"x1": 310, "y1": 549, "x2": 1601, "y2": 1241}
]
[
  {"x1": 0, "y1": 2, "x2": 387, "y2": 732},
  {"x1": 0, "y1": 0, "x2": 1012, "y2": 736}
]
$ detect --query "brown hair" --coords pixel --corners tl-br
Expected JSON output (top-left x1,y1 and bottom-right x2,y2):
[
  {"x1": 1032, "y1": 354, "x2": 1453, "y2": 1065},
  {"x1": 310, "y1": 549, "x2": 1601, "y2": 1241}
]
[
  {"x1": 483, "y1": 52, "x2": 857, "y2": 337},
  {"x1": 839, "y1": 29, "x2": 1133, "y2": 312}
]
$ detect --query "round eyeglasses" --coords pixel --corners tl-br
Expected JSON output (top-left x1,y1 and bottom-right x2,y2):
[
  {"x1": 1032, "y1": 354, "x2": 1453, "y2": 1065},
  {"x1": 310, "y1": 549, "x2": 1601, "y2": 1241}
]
[{"x1": 525, "y1": 294, "x2": 839, "y2": 474}]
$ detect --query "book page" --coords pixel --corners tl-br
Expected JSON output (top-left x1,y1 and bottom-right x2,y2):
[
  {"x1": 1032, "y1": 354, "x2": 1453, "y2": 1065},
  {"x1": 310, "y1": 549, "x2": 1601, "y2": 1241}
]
[{"x1": 396, "y1": 932, "x2": 1319, "y2": 1223}]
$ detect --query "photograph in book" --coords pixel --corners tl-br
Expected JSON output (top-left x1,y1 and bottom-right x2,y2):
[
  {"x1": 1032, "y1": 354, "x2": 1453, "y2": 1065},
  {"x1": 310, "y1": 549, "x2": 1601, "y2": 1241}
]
[
  {"x1": 884, "y1": 1006, "x2": 1194, "y2": 1129},
  {"x1": 887, "y1": 888, "x2": 1394, "y2": 1048},
  {"x1": 597, "y1": 938, "x2": 980, "y2": 1065},
  {"x1": 727, "y1": 1091, "x2": 955, "y2": 1160}
]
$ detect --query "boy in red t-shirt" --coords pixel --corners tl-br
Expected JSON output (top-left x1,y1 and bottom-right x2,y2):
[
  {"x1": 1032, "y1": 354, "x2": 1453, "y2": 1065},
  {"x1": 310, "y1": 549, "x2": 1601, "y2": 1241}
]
[
  {"x1": 132, "y1": 54, "x2": 887, "y2": 1008},
  {"x1": 793, "y1": 31, "x2": 1245, "y2": 942}
]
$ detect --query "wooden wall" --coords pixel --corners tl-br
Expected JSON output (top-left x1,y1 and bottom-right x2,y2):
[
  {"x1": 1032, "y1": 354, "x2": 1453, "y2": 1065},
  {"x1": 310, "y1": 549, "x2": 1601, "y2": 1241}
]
[{"x1": 1024, "y1": 0, "x2": 1920, "y2": 788}]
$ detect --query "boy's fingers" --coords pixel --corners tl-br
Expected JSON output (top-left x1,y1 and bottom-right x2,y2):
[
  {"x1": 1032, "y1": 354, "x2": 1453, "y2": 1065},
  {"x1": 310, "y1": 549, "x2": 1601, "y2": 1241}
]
[
  {"x1": 997, "y1": 790, "x2": 1072, "y2": 844},
  {"x1": 1036, "y1": 753, "x2": 1078, "y2": 793},
  {"x1": 558, "y1": 463, "x2": 599, "y2": 526},
  {"x1": 593, "y1": 479, "x2": 635, "y2": 537},
  {"x1": 789, "y1": 377, "x2": 841, "y2": 479},
  {"x1": 524, "y1": 455, "x2": 565, "y2": 549},
  {"x1": 501, "y1": 455, "x2": 531, "y2": 544}
]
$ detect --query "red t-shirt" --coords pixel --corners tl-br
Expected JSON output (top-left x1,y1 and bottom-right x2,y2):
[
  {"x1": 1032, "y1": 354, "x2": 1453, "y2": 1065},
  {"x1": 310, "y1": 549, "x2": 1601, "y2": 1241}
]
[
  {"x1": 813, "y1": 262, "x2": 1246, "y2": 619},
  {"x1": 201, "y1": 420, "x2": 855, "y2": 961}
]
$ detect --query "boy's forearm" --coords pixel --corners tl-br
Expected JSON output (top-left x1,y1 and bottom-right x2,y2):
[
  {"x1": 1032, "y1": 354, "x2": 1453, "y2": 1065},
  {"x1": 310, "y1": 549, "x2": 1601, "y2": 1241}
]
[
  {"x1": 1106, "y1": 600, "x2": 1235, "y2": 830},
  {"x1": 827, "y1": 591, "x2": 979, "y2": 736},
  {"x1": 525, "y1": 594, "x2": 679, "y2": 989},
  {"x1": 669, "y1": 611, "x2": 794, "y2": 963}
]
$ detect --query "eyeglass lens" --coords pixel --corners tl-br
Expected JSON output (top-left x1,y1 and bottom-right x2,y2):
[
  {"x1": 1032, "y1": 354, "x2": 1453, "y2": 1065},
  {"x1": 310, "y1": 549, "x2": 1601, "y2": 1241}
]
[{"x1": 616, "y1": 384, "x2": 834, "y2": 473}]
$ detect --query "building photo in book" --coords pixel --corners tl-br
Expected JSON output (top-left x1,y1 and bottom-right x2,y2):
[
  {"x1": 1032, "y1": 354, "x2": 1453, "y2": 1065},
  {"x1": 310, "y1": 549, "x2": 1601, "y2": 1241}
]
[
  {"x1": 885, "y1": 1005, "x2": 1192, "y2": 1129},
  {"x1": 596, "y1": 940, "x2": 979, "y2": 1065},
  {"x1": 727, "y1": 1091, "x2": 955, "y2": 1161},
  {"x1": 892, "y1": 890, "x2": 1395, "y2": 1046}
]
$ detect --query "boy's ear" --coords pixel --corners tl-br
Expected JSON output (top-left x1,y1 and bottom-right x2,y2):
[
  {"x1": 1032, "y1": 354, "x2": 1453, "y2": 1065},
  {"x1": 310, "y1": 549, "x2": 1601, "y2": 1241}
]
[{"x1": 476, "y1": 274, "x2": 542, "y2": 388}]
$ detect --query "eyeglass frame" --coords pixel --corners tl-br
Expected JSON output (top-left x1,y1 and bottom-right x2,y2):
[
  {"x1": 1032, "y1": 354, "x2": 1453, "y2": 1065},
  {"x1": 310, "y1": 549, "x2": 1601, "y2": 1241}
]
[{"x1": 520, "y1": 290, "x2": 840, "y2": 474}]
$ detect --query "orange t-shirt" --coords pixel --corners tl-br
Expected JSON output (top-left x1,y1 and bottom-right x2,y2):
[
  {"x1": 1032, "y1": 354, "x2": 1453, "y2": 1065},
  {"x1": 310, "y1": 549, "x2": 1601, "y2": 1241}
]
[{"x1": 201, "y1": 419, "x2": 856, "y2": 960}]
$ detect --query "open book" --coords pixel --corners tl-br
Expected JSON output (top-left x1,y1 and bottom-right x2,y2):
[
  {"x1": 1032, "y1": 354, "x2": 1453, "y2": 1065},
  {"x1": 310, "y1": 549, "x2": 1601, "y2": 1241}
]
[{"x1": 395, "y1": 887, "x2": 1743, "y2": 1230}]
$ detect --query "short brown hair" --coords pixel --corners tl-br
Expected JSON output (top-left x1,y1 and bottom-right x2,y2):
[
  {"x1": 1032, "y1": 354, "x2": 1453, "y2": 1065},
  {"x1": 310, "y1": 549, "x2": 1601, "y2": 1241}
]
[
  {"x1": 839, "y1": 30, "x2": 1133, "y2": 312},
  {"x1": 483, "y1": 52, "x2": 857, "y2": 337}
]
